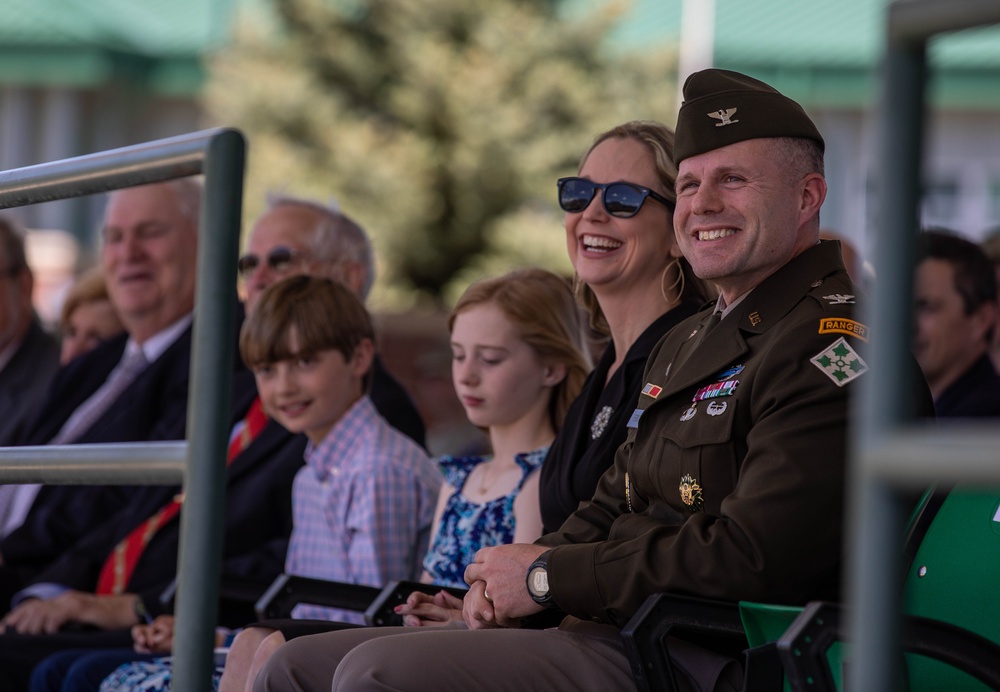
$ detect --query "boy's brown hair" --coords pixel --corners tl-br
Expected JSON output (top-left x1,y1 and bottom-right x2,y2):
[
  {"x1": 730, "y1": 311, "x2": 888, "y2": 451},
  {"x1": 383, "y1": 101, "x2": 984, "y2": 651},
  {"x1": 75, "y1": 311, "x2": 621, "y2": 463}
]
[{"x1": 240, "y1": 275, "x2": 375, "y2": 385}]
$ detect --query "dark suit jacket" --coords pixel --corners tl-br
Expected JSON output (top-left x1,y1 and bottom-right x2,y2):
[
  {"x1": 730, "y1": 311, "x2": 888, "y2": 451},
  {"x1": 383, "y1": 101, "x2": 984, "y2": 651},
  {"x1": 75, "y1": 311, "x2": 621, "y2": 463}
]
[
  {"x1": 0, "y1": 317, "x2": 60, "y2": 446},
  {"x1": 1, "y1": 316, "x2": 253, "y2": 578},
  {"x1": 370, "y1": 355, "x2": 426, "y2": 449},
  {"x1": 933, "y1": 353, "x2": 1000, "y2": 417},
  {"x1": 30, "y1": 400, "x2": 307, "y2": 626}
]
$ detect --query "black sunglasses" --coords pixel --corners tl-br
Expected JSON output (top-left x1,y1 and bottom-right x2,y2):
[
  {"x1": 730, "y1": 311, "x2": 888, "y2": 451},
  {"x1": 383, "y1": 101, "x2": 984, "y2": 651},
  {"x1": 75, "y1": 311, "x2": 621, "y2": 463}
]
[
  {"x1": 557, "y1": 177, "x2": 673, "y2": 218},
  {"x1": 237, "y1": 246, "x2": 301, "y2": 278}
]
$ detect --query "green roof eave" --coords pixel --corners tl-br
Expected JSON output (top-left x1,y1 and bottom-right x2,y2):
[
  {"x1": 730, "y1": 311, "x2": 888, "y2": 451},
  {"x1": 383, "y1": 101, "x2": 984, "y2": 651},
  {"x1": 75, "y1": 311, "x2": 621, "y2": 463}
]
[
  {"x1": 712, "y1": 63, "x2": 1000, "y2": 112},
  {"x1": 0, "y1": 47, "x2": 205, "y2": 96},
  {"x1": 0, "y1": 47, "x2": 114, "y2": 87},
  {"x1": 147, "y1": 58, "x2": 207, "y2": 97}
]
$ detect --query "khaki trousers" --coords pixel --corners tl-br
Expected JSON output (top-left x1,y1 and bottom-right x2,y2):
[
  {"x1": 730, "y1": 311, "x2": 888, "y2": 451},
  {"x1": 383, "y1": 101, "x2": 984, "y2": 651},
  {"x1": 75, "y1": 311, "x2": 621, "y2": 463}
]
[{"x1": 253, "y1": 618, "x2": 635, "y2": 692}]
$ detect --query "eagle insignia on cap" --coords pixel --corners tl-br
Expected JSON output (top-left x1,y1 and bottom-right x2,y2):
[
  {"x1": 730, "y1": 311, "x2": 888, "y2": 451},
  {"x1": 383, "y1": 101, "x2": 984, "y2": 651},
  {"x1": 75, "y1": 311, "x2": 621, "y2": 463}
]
[{"x1": 708, "y1": 108, "x2": 739, "y2": 127}]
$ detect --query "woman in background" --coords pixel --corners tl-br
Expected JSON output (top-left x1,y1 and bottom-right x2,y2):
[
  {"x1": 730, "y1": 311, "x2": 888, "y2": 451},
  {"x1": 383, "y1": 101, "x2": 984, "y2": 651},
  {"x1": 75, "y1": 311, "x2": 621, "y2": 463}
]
[{"x1": 59, "y1": 266, "x2": 124, "y2": 365}]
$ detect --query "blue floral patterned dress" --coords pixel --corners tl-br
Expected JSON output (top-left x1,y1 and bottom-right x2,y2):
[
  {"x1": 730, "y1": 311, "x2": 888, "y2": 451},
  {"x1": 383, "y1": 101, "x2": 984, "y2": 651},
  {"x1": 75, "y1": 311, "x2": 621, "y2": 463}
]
[{"x1": 422, "y1": 447, "x2": 547, "y2": 588}]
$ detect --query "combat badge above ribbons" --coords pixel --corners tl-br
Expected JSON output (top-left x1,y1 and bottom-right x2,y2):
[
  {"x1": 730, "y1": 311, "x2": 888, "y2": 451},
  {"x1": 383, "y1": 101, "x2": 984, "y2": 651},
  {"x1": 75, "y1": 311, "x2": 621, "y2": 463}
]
[
  {"x1": 716, "y1": 364, "x2": 744, "y2": 381},
  {"x1": 811, "y1": 337, "x2": 869, "y2": 387},
  {"x1": 679, "y1": 474, "x2": 704, "y2": 511}
]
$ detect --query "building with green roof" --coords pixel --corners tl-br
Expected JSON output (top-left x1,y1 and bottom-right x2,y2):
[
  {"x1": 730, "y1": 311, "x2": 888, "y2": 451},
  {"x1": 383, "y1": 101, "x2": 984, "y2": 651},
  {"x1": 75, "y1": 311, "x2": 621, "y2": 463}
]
[
  {"x1": 0, "y1": 0, "x2": 235, "y2": 238},
  {"x1": 594, "y1": 0, "x2": 1000, "y2": 253},
  {"x1": 2, "y1": 0, "x2": 999, "y2": 254}
]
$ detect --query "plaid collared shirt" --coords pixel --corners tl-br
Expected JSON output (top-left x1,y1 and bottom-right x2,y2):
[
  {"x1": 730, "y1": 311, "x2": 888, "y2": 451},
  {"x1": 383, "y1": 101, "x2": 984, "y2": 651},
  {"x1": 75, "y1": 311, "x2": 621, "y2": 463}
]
[{"x1": 285, "y1": 395, "x2": 441, "y2": 623}]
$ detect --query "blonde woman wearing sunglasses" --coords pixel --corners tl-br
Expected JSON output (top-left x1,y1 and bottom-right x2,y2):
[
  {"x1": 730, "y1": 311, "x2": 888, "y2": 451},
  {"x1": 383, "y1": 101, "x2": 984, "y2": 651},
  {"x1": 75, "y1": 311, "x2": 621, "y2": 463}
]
[{"x1": 538, "y1": 120, "x2": 712, "y2": 533}]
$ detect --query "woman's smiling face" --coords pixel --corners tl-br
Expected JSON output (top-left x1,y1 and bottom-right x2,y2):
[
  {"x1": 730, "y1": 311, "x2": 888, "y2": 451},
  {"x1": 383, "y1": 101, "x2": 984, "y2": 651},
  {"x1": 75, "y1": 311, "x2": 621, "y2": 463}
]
[{"x1": 565, "y1": 137, "x2": 677, "y2": 302}]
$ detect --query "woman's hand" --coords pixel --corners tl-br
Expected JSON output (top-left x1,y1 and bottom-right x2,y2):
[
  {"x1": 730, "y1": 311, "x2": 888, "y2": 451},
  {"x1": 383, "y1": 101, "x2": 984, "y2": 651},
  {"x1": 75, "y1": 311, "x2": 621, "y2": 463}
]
[
  {"x1": 132, "y1": 614, "x2": 175, "y2": 653},
  {"x1": 395, "y1": 590, "x2": 465, "y2": 627}
]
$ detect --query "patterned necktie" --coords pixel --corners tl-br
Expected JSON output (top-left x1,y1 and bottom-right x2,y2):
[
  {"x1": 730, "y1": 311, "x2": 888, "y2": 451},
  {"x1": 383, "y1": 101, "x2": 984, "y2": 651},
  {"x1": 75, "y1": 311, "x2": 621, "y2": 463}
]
[
  {"x1": 49, "y1": 348, "x2": 149, "y2": 445},
  {"x1": 95, "y1": 397, "x2": 269, "y2": 595}
]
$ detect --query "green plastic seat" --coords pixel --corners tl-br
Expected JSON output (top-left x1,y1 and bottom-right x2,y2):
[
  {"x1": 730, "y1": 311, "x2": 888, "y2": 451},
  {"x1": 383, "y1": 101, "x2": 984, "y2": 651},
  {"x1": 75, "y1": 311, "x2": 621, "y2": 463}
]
[{"x1": 902, "y1": 487, "x2": 1000, "y2": 691}]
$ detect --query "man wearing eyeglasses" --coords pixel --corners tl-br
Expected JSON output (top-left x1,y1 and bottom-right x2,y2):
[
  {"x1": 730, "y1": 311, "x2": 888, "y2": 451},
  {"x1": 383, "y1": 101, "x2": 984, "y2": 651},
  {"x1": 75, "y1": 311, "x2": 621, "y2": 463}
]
[
  {"x1": 255, "y1": 70, "x2": 932, "y2": 692},
  {"x1": 238, "y1": 195, "x2": 425, "y2": 448}
]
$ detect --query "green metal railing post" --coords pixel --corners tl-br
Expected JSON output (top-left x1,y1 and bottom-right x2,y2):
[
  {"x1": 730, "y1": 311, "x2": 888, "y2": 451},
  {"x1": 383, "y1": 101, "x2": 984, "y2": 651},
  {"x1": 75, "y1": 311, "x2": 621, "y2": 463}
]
[
  {"x1": 0, "y1": 127, "x2": 246, "y2": 691},
  {"x1": 172, "y1": 129, "x2": 246, "y2": 691},
  {"x1": 846, "y1": 9, "x2": 927, "y2": 689},
  {"x1": 848, "y1": 2, "x2": 1000, "y2": 690}
]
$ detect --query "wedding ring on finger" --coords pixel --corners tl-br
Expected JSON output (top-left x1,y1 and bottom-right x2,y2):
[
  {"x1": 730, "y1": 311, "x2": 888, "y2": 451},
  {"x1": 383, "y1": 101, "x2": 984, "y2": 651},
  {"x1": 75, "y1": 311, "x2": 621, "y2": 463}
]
[{"x1": 484, "y1": 587, "x2": 493, "y2": 604}]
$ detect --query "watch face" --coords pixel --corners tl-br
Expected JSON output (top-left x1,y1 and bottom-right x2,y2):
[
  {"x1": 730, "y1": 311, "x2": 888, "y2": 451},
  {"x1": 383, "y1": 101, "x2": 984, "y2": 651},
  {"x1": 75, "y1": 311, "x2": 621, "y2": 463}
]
[{"x1": 530, "y1": 567, "x2": 549, "y2": 597}]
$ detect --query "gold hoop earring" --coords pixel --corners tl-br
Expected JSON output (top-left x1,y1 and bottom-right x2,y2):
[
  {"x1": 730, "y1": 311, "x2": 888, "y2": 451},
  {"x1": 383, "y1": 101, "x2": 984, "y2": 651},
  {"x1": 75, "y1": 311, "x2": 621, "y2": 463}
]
[
  {"x1": 572, "y1": 272, "x2": 585, "y2": 300},
  {"x1": 661, "y1": 256, "x2": 684, "y2": 306}
]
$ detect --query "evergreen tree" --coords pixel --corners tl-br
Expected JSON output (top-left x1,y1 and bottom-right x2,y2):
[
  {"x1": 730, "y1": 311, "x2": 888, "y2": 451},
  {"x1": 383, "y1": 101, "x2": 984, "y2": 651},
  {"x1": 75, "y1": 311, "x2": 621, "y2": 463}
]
[{"x1": 207, "y1": 0, "x2": 675, "y2": 307}]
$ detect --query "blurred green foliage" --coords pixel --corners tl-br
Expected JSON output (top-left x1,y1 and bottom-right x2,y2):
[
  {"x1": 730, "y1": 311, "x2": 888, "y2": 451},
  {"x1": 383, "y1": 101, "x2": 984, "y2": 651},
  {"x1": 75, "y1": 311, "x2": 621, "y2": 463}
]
[{"x1": 206, "y1": 0, "x2": 676, "y2": 309}]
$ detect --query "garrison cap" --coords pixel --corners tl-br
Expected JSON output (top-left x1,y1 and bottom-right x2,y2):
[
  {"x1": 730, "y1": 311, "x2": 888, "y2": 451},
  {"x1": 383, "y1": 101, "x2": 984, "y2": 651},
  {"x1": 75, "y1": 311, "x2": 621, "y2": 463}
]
[{"x1": 674, "y1": 69, "x2": 824, "y2": 164}]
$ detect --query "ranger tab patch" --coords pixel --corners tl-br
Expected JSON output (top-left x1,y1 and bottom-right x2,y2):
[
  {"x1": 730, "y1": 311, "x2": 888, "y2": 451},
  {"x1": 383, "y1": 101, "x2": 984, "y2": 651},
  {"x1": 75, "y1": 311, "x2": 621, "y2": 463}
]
[
  {"x1": 811, "y1": 337, "x2": 869, "y2": 387},
  {"x1": 818, "y1": 318, "x2": 869, "y2": 342}
]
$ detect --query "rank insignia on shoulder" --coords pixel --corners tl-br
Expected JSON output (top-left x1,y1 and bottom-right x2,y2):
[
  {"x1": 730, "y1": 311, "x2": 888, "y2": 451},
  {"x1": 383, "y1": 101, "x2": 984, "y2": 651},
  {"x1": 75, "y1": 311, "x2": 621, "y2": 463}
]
[
  {"x1": 716, "y1": 364, "x2": 744, "y2": 381},
  {"x1": 818, "y1": 318, "x2": 869, "y2": 342},
  {"x1": 679, "y1": 474, "x2": 704, "y2": 511},
  {"x1": 693, "y1": 380, "x2": 739, "y2": 402},
  {"x1": 641, "y1": 383, "x2": 662, "y2": 398},
  {"x1": 822, "y1": 293, "x2": 856, "y2": 305},
  {"x1": 811, "y1": 337, "x2": 869, "y2": 387}
]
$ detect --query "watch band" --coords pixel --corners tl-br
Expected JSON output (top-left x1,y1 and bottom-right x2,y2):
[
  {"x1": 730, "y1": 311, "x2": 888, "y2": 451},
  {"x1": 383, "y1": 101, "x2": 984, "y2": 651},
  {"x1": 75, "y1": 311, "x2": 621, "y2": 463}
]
[{"x1": 526, "y1": 549, "x2": 555, "y2": 608}]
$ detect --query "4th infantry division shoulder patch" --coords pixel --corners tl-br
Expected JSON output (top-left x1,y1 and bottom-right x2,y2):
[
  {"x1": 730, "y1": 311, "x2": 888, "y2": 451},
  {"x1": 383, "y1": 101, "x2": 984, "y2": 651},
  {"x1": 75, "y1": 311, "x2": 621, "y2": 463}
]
[{"x1": 811, "y1": 337, "x2": 869, "y2": 387}]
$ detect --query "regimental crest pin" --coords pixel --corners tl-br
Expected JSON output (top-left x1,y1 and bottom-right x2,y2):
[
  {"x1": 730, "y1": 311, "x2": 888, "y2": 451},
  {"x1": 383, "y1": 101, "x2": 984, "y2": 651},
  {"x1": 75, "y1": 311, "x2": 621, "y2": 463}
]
[
  {"x1": 679, "y1": 474, "x2": 704, "y2": 510},
  {"x1": 811, "y1": 337, "x2": 869, "y2": 387},
  {"x1": 708, "y1": 108, "x2": 739, "y2": 127},
  {"x1": 591, "y1": 405, "x2": 614, "y2": 439}
]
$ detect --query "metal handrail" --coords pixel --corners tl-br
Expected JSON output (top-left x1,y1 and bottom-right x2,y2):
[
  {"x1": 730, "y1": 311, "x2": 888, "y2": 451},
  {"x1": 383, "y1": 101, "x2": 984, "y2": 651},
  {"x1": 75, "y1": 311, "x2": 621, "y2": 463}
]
[
  {"x1": 0, "y1": 127, "x2": 245, "y2": 690},
  {"x1": 848, "y1": 2, "x2": 1000, "y2": 690},
  {"x1": 0, "y1": 443, "x2": 185, "y2": 484}
]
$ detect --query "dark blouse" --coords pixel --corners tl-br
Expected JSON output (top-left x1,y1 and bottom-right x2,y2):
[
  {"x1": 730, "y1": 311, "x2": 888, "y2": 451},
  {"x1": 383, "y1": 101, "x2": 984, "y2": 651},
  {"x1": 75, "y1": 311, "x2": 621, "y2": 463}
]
[{"x1": 539, "y1": 300, "x2": 701, "y2": 533}]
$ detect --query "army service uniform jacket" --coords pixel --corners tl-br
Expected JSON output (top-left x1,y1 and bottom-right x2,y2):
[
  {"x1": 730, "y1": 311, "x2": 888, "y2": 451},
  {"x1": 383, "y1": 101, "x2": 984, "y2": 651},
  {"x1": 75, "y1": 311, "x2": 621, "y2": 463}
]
[{"x1": 539, "y1": 241, "x2": 899, "y2": 628}]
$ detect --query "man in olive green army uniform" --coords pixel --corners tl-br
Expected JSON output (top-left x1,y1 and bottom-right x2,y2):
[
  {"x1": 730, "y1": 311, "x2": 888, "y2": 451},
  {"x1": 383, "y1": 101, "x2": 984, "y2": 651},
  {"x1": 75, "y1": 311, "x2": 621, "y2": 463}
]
[{"x1": 255, "y1": 70, "x2": 933, "y2": 692}]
